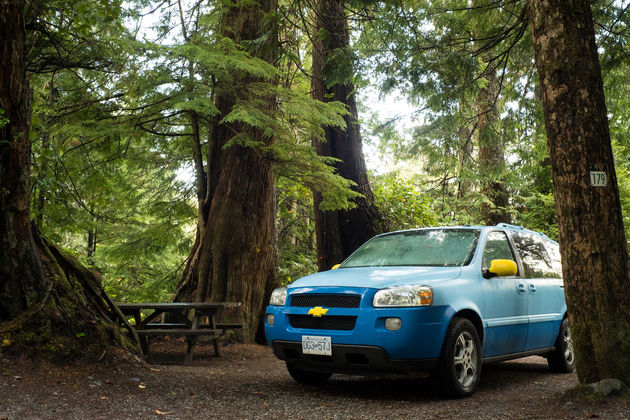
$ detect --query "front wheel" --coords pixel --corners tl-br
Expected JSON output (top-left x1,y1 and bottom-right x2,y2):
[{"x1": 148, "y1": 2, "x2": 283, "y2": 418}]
[
  {"x1": 286, "y1": 363, "x2": 332, "y2": 385},
  {"x1": 436, "y1": 317, "x2": 482, "y2": 397},
  {"x1": 547, "y1": 317, "x2": 575, "y2": 373}
]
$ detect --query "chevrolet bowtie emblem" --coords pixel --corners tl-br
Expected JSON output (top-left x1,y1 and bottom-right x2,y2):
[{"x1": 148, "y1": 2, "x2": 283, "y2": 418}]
[{"x1": 307, "y1": 306, "x2": 329, "y2": 317}]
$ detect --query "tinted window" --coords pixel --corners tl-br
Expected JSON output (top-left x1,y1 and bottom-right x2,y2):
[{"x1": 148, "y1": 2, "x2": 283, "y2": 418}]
[
  {"x1": 341, "y1": 229, "x2": 480, "y2": 268},
  {"x1": 512, "y1": 232, "x2": 559, "y2": 278},
  {"x1": 482, "y1": 231, "x2": 517, "y2": 271},
  {"x1": 542, "y1": 238, "x2": 563, "y2": 278}
]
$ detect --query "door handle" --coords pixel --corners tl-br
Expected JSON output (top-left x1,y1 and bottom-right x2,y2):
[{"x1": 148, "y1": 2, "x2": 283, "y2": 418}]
[
  {"x1": 529, "y1": 284, "x2": 537, "y2": 294},
  {"x1": 517, "y1": 283, "x2": 526, "y2": 294}
]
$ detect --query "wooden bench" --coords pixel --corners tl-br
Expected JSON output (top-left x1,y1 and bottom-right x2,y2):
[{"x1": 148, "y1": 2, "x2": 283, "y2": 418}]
[
  {"x1": 116, "y1": 302, "x2": 242, "y2": 364},
  {"x1": 140, "y1": 322, "x2": 244, "y2": 356},
  {"x1": 142, "y1": 322, "x2": 244, "y2": 331},
  {"x1": 135, "y1": 328, "x2": 222, "y2": 336}
]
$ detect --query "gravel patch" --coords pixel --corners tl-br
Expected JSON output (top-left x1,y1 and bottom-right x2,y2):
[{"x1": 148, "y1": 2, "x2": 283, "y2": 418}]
[{"x1": 1, "y1": 339, "x2": 629, "y2": 419}]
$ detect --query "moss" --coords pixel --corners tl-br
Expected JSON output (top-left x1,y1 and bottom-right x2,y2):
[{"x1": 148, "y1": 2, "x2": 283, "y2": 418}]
[
  {"x1": 565, "y1": 383, "x2": 630, "y2": 403},
  {"x1": 564, "y1": 384, "x2": 605, "y2": 401},
  {"x1": 2, "y1": 231, "x2": 141, "y2": 360}
]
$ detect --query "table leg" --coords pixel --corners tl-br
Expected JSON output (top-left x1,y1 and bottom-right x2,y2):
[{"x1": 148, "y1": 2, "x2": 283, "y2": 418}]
[
  {"x1": 131, "y1": 309, "x2": 149, "y2": 355},
  {"x1": 210, "y1": 309, "x2": 220, "y2": 357},
  {"x1": 184, "y1": 309, "x2": 200, "y2": 365},
  {"x1": 140, "y1": 337, "x2": 149, "y2": 355},
  {"x1": 213, "y1": 337, "x2": 220, "y2": 357}
]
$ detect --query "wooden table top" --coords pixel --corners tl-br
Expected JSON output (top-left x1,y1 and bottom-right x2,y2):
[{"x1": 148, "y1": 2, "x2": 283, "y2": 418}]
[{"x1": 116, "y1": 302, "x2": 241, "y2": 311}]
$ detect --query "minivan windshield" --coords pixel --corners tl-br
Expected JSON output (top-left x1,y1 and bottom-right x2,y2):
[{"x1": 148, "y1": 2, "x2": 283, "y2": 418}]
[{"x1": 340, "y1": 229, "x2": 480, "y2": 268}]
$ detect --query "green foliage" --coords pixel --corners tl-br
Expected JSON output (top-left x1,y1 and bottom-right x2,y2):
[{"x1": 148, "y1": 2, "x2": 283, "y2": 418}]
[
  {"x1": 0, "y1": 108, "x2": 7, "y2": 131},
  {"x1": 27, "y1": 0, "x2": 196, "y2": 303},
  {"x1": 355, "y1": 0, "x2": 630, "y2": 239},
  {"x1": 514, "y1": 193, "x2": 558, "y2": 240},
  {"x1": 323, "y1": 46, "x2": 357, "y2": 88},
  {"x1": 276, "y1": 178, "x2": 317, "y2": 285},
  {"x1": 25, "y1": 0, "x2": 366, "y2": 302},
  {"x1": 613, "y1": 144, "x2": 630, "y2": 244},
  {"x1": 371, "y1": 173, "x2": 439, "y2": 230},
  {"x1": 354, "y1": 0, "x2": 531, "y2": 225},
  {"x1": 25, "y1": 0, "x2": 630, "y2": 306}
]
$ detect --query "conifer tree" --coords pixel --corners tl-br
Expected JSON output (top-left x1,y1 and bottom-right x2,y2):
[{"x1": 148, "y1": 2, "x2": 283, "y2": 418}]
[
  {"x1": 527, "y1": 0, "x2": 630, "y2": 384},
  {"x1": 0, "y1": 0, "x2": 136, "y2": 355},
  {"x1": 310, "y1": 0, "x2": 386, "y2": 271},
  {"x1": 172, "y1": 0, "x2": 280, "y2": 343}
]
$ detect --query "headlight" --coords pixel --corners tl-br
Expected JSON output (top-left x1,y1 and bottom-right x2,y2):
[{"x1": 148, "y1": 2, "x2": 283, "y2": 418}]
[
  {"x1": 373, "y1": 286, "x2": 433, "y2": 307},
  {"x1": 269, "y1": 286, "x2": 287, "y2": 306}
]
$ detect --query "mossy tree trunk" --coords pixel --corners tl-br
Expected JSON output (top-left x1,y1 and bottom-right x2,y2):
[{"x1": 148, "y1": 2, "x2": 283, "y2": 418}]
[
  {"x1": 0, "y1": 0, "x2": 135, "y2": 356},
  {"x1": 527, "y1": 0, "x2": 630, "y2": 384},
  {"x1": 311, "y1": 0, "x2": 386, "y2": 271},
  {"x1": 476, "y1": 64, "x2": 510, "y2": 225},
  {"x1": 172, "y1": 0, "x2": 279, "y2": 344},
  {"x1": 0, "y1": 0, "x2": 47, "y2": 321}
]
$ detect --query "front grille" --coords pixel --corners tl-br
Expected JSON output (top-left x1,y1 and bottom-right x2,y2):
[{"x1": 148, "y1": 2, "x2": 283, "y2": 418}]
[
  {"x1": 290, "y1": 294, "x2": 361, "y2": 308},
  {"x1": 289, "y1": 315, "x2": 356, "y2": 330}
]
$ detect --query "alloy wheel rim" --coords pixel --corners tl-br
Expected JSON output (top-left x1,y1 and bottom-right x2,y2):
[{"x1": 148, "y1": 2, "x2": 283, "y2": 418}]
[
  {"x1": 564, "y1": 326, "x2": 574, "y2": 364},
  {"x1": 453, "y1": 331, "x2": 477, "y2": 388}
]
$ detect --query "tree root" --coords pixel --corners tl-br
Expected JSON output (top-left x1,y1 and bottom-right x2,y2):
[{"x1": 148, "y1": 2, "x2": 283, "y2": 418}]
[{"x1": 0, "y1": 226, "x2": 141, "y2": 358}]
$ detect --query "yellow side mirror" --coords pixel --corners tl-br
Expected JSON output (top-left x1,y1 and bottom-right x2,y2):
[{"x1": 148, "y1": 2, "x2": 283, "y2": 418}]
[
  {"x1": 331, "y1": 264, "x2": 341, "y2": 270},
  {"x1": 488, "y1": 259, "x2": 517, "y2": 277}
]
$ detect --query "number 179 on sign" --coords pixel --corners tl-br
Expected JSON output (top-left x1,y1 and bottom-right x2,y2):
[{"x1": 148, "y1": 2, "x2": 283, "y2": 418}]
[{"x1": 590, "y1": 171, "x2": 607, "y2": 187}]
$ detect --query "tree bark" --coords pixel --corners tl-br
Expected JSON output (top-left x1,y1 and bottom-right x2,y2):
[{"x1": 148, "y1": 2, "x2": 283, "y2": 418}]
[
  {"x1": 311, "y1": 0, "x2": 385, "y2": 271},
  {"x1": 177, "y1": 0, "x2": 208, "y2": 236},
  {"x1": 477, "y1": 58, "x2": 510, "y2": 225},
  {"x1": 456, "y1": 114, "x2": 474, "y2": 200},
  {"x1": 527, "y1": 0, "x2": 630, "y2": 384},
  {"x1": 35, "y1": 74, "x2": 55, "y2": 228},
  {"x1": 173, "y1": 0, "x2": 279, "y2": 343},
  {"x1": 0, "y1": 0, "x2": 48, "y2": 321},
  {"x1": 0, "y1": 0, "x2": 135, "y2": 356}
]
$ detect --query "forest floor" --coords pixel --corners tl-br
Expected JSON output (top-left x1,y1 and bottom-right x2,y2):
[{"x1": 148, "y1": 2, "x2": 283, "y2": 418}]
[{"x1": 1, "y1": 338, "x2": 629, "y2": 419}]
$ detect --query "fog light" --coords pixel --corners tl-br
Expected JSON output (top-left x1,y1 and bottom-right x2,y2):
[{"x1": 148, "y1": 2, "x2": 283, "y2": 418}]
[
  {"x1": 385, "y1": 317, "x2": 402, "y2": 331},
  {"x1": 266, "y1": 314, "x2": 275, "y2": 326}
]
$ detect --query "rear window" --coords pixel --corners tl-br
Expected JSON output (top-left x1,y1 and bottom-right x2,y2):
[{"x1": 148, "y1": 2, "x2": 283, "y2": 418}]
[{"x1": 511, "y1": 232, "x2": 560, "y2": 278}]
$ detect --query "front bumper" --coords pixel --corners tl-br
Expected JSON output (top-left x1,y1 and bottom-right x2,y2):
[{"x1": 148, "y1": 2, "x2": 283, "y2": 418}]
[
  {"x1": 264, "y1": 286, "x2": 454, "y2": 367},
  {"x1": 272, "y1": 340, "x2": 439, "y2": 375}
]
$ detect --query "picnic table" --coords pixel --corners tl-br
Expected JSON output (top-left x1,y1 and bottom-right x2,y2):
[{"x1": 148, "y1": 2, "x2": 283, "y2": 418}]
[{"x1": 117, "y1": 302, "x2": 242, "y2": 364}]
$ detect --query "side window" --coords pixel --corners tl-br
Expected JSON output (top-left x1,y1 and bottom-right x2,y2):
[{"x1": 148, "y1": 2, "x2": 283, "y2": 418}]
[
  {"x1": 512, "y1": 233, "x2": 559, "y2": 278},
  {"x1": 542, "y1": 238, "x2": 563, "y2": 278},
  {"x1": 482, "y1": 231, "x2": 516, "y2": 272}
]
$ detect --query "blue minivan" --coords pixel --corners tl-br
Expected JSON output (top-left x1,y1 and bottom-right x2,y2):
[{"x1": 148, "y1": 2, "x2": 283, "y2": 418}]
[{"x1": 264, "y1": 224, "x2": 574, "y2": 396}]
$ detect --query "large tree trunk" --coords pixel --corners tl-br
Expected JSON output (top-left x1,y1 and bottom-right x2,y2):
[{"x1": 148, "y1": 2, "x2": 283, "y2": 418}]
[
  {"x1": 0, "y1": 0, "x2": 136, "y2": 356},
  {"x1": 456, "y1": 111, "x2": 474, "y2": 200},
  {"x1": 173, "y1": 0, "x2": 279, "y2": 344},
  {"x1": 477, "y1": 60, "x2": 510, "y2": 225},
  {"x1": 311, "y1": 0, "x2": 385, "y2": 271},
  {"x1": 527, "y1": 0, "x2": 630, "y2": 384},
  {"x1": 0, "y1": 0, "x2": 47, "y2": 320}
]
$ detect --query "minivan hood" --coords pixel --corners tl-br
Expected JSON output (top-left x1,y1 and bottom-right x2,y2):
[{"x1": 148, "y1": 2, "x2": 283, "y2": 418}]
[{"x1": 289, "y1": 266, "x2": 463, "y2": 289}]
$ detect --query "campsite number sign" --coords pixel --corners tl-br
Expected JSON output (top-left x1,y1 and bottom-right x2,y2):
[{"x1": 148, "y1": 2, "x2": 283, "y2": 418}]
[{"x1": 590, "y1": 171, "x2": 607, "y2": 187}]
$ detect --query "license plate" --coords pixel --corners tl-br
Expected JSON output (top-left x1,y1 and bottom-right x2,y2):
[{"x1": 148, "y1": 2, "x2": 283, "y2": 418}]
[{"x1": 302, "y1": 335, "x2": 332, "y2": 356}]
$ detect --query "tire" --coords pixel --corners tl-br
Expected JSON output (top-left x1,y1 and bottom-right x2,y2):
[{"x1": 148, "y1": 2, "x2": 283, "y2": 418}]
[
  {"x1": 547, "y1": 317, "x2": 575, "y2": 373},
  {"x1": 286, "y1": 363, "x2": 332, "y2": 385},
  {"x1": 436, "y1": 317, "x2": 482, "y2": 397}
]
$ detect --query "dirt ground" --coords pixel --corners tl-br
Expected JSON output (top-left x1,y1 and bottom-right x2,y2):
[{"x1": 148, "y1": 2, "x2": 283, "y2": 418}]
[{"x1": 1, "y1": 338, "x2": 629, "y2": 419}]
